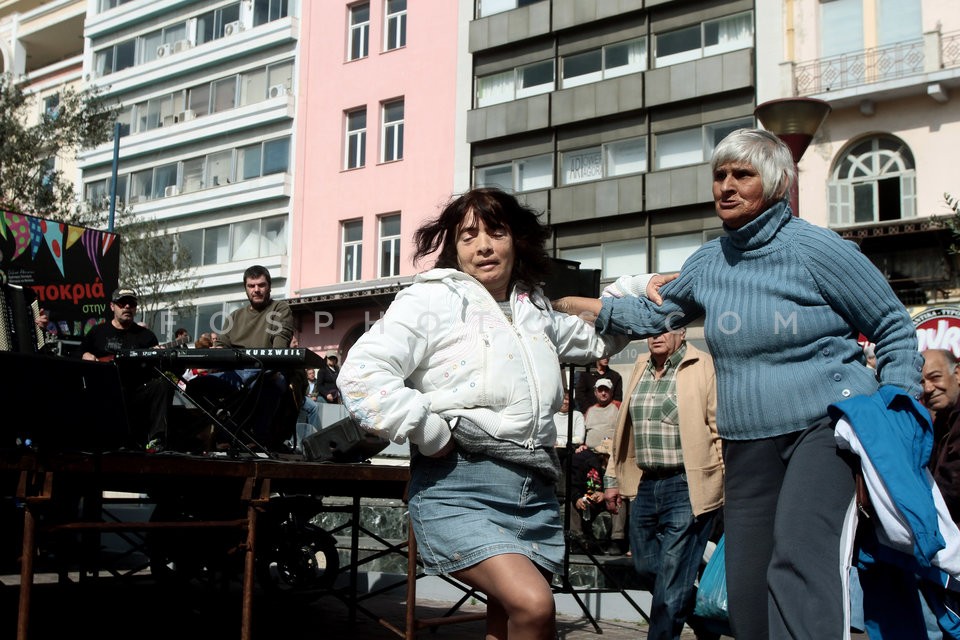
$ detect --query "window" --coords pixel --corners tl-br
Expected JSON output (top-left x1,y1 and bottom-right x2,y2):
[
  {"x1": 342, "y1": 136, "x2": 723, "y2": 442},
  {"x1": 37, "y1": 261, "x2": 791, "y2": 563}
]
[
  {"x1": 204, "y1": 225, "x2": 231, "y2": 265},
  {"x1": 560, "y1": 238, "x2": 648, "y2": 278},
  {"x1": 180, "y1": 216, "x2": 286, "y2": 267},
  {"x1": 561, "y1": 38, "x2": 646, "y2": 89},
  {"x1": 477, "y1": 0, "x2": 545, "y2": 18},
  {"x1": 253, "y1": 0, "x2": 290, "y2": 27},
  {"x1": 476, "y1": 60, "x2": 554, "y2": 108},
  {"x1": 182, "y1": 158, "x2": 204, "y2": 193},
  {"x1": 177, "y1": 230, "x2": 203, "y2": 268},
  {"x1": 379, "y1": 214, "x2": 401, "y2": 277},
  {"x1": 94, "y1": 39, "x2": 135, "y2": 76},
  {"x1": 141, "y1": 23, "x2": 187, "y2": 64},
  {"x1": 262, "y1": 138, "x2": 290, "y2": 174},
  {"x1": 235, "y1": 138, "x2": 289, "y2": 180},
  {"x1": 342, "y1": 220, "x2": 363, "y2": 281},
  {"x1": 475, "y1": 154, "x2": 553, "y2": 193},
  {"x1": 654, "y1": 11, "x2": 753, "y2": 68},
  {"x1": 196, "y1": 3, "x2": 242, "y2": 45},
  {"x1": 348, "y1": 3, "x2": 370, "y2": 61},
  {"x1": 116, "y1": 106, "x2": 132, "y2": 137},
  {"x1": 261, "y1": 216, "x2": 286, "y2": 256},
  {"x1": 345, "y1": 108, "x2": 367, "y2": 169},
  {"x1": 188, "y1": 84, "x2": 211, "y2": 117},
  {"x1": 655, "y1": 233, "x2": 701, "y2": 272},
  {"x1": 828, "y1": 135, "x2": 916, "y2": 226},
  {"x1": 130, "y1": 169, "x2": 152, "y2": 203},
  {"x1": 561, "y1": 148, "x2": 603, "y2": 185},
  {"x1": 233, "y1": 220, "x2": 261, "y2": 261},
  {"x1": 152, "y1": 163, "x2": 178, "y2": 198},
  {"x1": 43, "y1": 94, "x2": 60, "y2": 120},
  {"x1": 99, "y1": 0, "x2": 136, "y2": 11},
  {"x1": 212, "y1": 77, "x2": 238, "y2": 113},
  {"x1": 606, "y1": 138, "x2": 648, "y2": 177},
  {"x1": 39, "y1": 157, "x2": 55, "y2": 200},
  {"x1": 654, "y1": 118, "x2": 752, "y2": 170},
  {"x1": 561, "y1": 137, "x2": 646, "y2": 185},
  {"x1": 207, "y1": 150, "x2": 233, "y2": 187},
  {"x1": 385, "y1": 0, "x2": 406, "y2": 51},
  {"x1": 603, "y1": 239, "x2": 647, "y2": 277},
  {"x1": 381, "y1": 99, "x2": 404, "y2": 162}
]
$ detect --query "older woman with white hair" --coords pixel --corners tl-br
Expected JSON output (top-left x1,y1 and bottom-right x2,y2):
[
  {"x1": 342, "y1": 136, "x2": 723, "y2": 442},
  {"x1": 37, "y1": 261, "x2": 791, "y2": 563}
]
[{"x1": 555, "y1": 128, "x2": 922, "y2": 639}]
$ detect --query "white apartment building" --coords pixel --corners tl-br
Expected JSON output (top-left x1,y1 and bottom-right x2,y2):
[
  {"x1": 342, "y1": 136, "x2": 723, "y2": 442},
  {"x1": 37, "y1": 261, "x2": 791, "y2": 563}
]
[{"x1": 78, "y1": 0, "x2": 298, "y2": 340}]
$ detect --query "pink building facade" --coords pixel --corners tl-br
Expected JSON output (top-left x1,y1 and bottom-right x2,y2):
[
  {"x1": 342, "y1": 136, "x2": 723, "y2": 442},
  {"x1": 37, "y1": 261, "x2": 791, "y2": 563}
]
[{"x1": 290, "y1": 1, "x2": 470, "y2": 357}]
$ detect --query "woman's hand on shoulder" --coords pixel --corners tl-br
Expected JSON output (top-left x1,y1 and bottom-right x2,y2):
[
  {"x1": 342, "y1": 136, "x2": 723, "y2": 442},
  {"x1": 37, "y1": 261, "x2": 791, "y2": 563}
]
[
  {"x1": 600, "y1": 272, "x2": 677, "y2": 305},
  {"x1": 646, "y1": 273, "x2": 679, "y2": 305}
]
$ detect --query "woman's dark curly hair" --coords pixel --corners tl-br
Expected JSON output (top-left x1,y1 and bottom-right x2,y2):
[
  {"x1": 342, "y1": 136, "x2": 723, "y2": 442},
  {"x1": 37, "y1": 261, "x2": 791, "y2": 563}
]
[{"x1": 413, "y1": 188, "x2": 553, "y2": 293}]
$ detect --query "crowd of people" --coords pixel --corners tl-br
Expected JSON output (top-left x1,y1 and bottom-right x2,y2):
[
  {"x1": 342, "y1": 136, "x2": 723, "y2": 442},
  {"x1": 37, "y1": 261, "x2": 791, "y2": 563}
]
[{"x1": 69, "y1": 127, "x2": 958, "y2": 640}]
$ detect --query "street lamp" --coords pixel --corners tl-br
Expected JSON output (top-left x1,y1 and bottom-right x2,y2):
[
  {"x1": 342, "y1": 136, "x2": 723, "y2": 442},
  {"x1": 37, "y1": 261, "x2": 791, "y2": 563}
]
[{"x1": 754, "y1": 97, "x2": 831, "y2": 217}]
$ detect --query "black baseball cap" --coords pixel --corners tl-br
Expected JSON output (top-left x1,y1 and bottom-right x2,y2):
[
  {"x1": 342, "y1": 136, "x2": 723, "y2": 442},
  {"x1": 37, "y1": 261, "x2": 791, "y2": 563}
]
[{"x1": 111, "y1": 287, "x2": 138, "y2": 304}]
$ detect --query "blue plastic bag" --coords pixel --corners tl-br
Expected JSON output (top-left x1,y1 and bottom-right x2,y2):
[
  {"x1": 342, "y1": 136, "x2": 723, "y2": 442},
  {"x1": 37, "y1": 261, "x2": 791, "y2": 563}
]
[{"x1": 694, "y1": 534, "x2": 728, "y2": 622}]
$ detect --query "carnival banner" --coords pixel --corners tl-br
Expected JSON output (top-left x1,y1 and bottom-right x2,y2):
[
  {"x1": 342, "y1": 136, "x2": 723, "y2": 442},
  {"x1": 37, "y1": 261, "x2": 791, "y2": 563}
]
[{"x1": 0, "y1": 211, "x2": 119, "y2": 341}]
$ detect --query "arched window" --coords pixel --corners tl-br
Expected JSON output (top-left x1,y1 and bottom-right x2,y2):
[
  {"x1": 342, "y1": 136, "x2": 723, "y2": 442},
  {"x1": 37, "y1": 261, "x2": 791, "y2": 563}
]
[{"x1": 828, "y1": 135, "x2": 916, "y2": 227}]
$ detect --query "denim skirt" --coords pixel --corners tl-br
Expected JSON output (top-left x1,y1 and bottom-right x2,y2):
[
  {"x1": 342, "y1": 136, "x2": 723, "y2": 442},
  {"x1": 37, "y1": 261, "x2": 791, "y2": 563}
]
[{"x1": 408, "y1": 449, "x2": 564, "y2": 576}]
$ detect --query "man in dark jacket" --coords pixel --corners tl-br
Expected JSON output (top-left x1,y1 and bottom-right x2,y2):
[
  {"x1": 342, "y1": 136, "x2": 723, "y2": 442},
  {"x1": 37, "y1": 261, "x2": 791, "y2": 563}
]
[{"x1": 921, "y1": 348, "x2": 960, "y2": 525}]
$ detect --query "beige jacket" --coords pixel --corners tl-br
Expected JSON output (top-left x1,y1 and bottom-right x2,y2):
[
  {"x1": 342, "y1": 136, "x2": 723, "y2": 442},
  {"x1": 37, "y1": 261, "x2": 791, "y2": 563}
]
[{"x1": 606, "y1": 343, "x2": 724, "y2": 517}]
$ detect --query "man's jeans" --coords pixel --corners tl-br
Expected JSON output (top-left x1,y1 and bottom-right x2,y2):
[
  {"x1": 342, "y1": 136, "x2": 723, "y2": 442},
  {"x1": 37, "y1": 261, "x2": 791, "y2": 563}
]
[{"x1": 630, "y1": 472, "x2": 716, "y2": 640}]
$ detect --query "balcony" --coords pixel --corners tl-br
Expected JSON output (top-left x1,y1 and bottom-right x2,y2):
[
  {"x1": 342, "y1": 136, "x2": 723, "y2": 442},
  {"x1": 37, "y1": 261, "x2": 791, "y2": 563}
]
[{"x1": 793, "y1": 29, "x2": 960, "y2": 103}]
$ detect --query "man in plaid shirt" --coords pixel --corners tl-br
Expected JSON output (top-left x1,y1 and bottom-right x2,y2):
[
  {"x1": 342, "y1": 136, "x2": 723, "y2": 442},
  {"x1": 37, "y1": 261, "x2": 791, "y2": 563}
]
[{"x1": 603, "y1": 328, "x2": 724, "y2": 640}]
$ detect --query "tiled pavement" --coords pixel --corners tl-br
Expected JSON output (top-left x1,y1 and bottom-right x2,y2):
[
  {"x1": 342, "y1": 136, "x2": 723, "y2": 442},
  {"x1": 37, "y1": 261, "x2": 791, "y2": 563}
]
[{"x1": 1, "y1": 569, "x2": 707, "y2": 640}]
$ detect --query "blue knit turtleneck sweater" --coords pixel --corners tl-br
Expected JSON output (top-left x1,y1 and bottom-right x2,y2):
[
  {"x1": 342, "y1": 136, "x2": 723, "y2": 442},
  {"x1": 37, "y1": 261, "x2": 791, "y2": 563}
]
[{"x1": 597, "y1": 200, "x2": 923, "y2": 441}]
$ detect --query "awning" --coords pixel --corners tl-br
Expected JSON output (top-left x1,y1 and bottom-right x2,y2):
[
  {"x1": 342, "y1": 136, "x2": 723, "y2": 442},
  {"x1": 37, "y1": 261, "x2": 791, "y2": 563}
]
[{"x1": 287, "y1": 276, "x2": 415, "y2": 312}]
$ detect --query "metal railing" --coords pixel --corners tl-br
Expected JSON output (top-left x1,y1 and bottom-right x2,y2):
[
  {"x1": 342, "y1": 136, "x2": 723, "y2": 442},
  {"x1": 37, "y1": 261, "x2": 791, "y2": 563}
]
[{"x1": 795, "y1": 38, "x2": 925, "y2": 95}]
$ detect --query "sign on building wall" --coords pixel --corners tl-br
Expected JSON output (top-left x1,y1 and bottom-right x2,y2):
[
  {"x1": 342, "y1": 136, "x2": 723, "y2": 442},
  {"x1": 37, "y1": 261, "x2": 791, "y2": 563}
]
[
  {"x1": 912, "y1": 306, "x2": 960, "y2": 357},
  {"x1": 0, "y1": 212, "x2": 120, "y2": 341},
  {"x1": 857, "y1": 305, "x2": 960, "y2": 359}
]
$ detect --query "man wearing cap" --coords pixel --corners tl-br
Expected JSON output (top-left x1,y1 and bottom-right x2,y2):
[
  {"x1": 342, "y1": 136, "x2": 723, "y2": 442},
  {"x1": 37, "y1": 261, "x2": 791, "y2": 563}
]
[
  {"x1": 575, "y1": 356, "x2": 623, "y2": 413},
  {"x1": 80, "y1": 287, "x2": 174, "y2": 449},
  {"x1": 572, "y1": 377, "x2": 627, "y2": 554},
  {"x1": 603, "y1": 328, "x2": 722, "y2": 640}
]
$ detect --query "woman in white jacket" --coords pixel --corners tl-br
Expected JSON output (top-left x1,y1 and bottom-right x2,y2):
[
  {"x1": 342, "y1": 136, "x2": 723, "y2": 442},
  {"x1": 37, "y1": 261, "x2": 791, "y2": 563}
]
[{"x1": 338, "y1": 188, "x2": 635, "y2": 640}]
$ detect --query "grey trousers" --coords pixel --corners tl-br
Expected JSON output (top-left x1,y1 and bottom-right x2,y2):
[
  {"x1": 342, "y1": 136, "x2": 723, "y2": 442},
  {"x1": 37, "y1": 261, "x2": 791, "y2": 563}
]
[{"x1": 722, "y1": 419, "x2": 857, "y2": 640}]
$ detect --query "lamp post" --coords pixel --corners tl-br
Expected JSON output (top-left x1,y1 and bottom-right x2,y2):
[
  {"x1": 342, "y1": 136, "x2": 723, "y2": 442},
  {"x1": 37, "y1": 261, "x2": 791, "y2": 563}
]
[{"x1": 754, "y1": 97, "x2": 831, "y2": 217}]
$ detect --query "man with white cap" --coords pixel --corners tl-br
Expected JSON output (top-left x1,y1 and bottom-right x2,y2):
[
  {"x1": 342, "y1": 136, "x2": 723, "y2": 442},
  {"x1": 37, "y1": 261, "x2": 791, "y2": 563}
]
[{"x1": 575, "y1": 377, "x2": 627, "y2": 554}]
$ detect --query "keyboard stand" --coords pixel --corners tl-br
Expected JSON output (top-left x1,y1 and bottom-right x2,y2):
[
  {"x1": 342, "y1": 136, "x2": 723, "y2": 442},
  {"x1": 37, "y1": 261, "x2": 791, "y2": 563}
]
[{"x1": 154, "y1": 365, "x2": 271, "y2": 459}]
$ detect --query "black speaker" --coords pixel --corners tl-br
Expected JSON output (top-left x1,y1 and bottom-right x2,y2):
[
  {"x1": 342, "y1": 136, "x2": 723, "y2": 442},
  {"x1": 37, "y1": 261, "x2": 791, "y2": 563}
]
[
  {"x1": 542, "y1": 258, "x2": 601, "y2": 299},
  {"x1": 301, "y1": 417, "x2": 390, "y2": 463}
]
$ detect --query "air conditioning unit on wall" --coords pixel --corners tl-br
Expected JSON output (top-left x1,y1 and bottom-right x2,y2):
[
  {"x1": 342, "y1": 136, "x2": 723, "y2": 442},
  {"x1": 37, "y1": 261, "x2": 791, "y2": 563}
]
[
  {"x1": 224, "y1": 21, "x2": 243, "y2": 37},
  {"x1": 173, "y1": 39, "x2": 192, "y2": 53},
  {"x1": 157, "y1": 43, "x2": 173, "y2": 58},
  {"x1": 179, "y1": 109, "x2": 197, "y2": 122},
  {"x1": 164, "y1": 185, "x2": 180, "y2": 197},
  {"x1": 268, "y1": 83, "x2": 288, "y2": 99}
]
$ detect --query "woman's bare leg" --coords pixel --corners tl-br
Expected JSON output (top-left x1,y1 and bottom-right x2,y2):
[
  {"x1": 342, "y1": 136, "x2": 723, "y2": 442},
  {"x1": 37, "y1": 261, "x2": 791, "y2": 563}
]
[{"x1": 453, "y1": 553, "x2": 556, "y2": 640}]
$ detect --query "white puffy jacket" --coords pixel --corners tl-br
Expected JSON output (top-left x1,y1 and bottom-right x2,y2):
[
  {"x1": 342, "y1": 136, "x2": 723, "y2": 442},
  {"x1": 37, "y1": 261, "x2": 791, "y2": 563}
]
[{"x1": 338, "y1": 269, "x2": 628, "y2": 455}]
